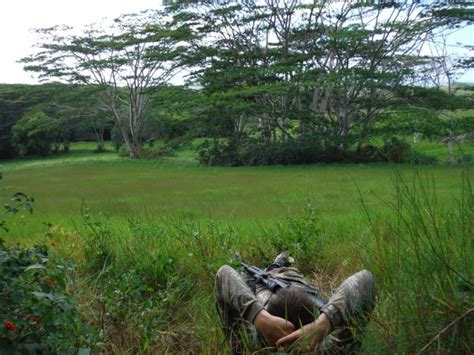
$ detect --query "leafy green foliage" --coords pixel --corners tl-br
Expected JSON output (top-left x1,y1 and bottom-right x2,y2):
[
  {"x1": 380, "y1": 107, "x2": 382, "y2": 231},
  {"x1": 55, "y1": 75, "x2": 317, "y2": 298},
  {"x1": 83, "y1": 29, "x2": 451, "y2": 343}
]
[
  {"x1": 198, "y1": 135, "x2": 432, "y2": 166},
  {"x1": 0, "y1": 244, "x2": 97, "y2": 353},
  {"x1": 0, "y1": 169, "x2": 34, "y2": 235},
  {"x1": 21, "y1": 11, "x2": 192, "y2": 158},
  {"x1": 12, "y1": 110, "x2": 60, "y2": 157},
  {"x1": 163, "y1": 1, "x2": 474, "y2": 167},
  {"x1": 0, "y1": 84, "x2": 63, "y2": 158}
]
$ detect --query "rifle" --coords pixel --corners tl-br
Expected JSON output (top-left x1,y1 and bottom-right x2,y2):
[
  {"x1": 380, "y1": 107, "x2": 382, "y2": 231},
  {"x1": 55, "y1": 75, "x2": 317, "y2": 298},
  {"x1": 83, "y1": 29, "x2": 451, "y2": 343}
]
[
  {"x1": 239, "y1": 259, "x2": 291, "y2": 292},
  {"x1": 236, "y1": 253, "x2": 328, "y2": 308}
]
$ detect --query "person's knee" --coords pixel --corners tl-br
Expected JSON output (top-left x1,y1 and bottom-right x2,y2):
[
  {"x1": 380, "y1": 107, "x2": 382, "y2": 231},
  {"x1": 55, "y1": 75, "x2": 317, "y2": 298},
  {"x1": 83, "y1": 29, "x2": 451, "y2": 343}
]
[
  {"x1": 358, "y1": 270, "x2": 375, "y2": 288},
  {"x1": 217, "y1": 265, "x2": 235, "y2": 279},
  {"x1": 355, "y1": 269, "x2": 376, "y2": 309},
  {"x1": 215, "y1": 265, "x2": 235, "y2": 292},
  {"x1": 356, "y1": 270, "x2": 375, "y2": 291}
]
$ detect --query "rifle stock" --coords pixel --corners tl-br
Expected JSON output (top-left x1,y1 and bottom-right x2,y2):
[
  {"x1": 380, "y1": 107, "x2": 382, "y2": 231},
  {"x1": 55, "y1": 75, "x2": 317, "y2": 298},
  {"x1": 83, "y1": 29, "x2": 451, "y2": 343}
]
[
  {"x1": 241, "y1": 262, "x2": 290, "y2": 292},
  {"x1": 236, "y1": 253, "x2": 328, "y2": 309}
]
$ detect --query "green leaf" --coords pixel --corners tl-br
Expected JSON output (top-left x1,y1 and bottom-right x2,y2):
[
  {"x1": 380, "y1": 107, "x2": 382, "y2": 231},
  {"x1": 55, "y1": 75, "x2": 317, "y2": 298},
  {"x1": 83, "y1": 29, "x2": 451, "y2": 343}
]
[
  {"x1": 32, "y1": 291, "x2": 54, "y2": 300},
  {"x1": 24, "y1": 263, "x2": 46, "y2": 272}
]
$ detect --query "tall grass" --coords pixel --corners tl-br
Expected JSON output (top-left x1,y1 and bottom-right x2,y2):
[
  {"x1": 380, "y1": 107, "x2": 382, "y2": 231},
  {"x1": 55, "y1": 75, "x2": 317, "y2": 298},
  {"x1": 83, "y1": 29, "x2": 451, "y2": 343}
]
[
  {"x1": 360, "y1": 170, "x2": 473, "y2": 353},
  {"x1": 48, "y1": 169, "x2": 472, "y2": 353},
  {"x1": 3, "y1": 142, "x2": 472, "y2": 352}
]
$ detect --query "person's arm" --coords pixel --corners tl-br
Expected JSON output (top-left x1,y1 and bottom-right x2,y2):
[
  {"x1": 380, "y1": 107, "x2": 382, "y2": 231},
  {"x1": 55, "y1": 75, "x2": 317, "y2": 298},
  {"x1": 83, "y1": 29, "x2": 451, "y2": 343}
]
[
  {"x1": 276, "y1": 269, "x2": 376, "y2": 351},
  {"x1": 254, "y1": 309, "x2": 296, "y2": 347},
  {"x1": 275, "y1": 312, "x2": 332, "y2": 351}
]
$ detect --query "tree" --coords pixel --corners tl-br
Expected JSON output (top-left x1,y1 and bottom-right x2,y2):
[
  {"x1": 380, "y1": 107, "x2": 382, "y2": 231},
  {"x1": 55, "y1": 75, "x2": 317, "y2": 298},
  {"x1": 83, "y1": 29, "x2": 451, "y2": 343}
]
[
  {"x1": 21, "y1": 10, "x2": 191, "y2": 158},
  {"x1": 175, "y1": 1, "x2": 465, "y2": 150},
  {"x1": 12, "y1": 109, "x2": 60, "y2": 157},
  {"x1": 390, "y1": 84, "x2": 474, "y2": 164},
  {"x1": 49, "y1": 85, "x2": 115, "y2": 152},
  {"x1": 0, "y1": 84, "x2": 73, "y2": 158}
]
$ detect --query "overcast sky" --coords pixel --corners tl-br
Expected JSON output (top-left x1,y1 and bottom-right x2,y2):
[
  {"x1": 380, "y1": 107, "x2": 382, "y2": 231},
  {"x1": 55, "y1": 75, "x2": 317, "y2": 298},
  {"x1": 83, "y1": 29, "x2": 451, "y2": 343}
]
[
  {"x1": 0, "y1": 0, "x2": 162, "y2": 85},
  {"x1": 0, "y1": 0, "x2": 472, "y2": 85}
]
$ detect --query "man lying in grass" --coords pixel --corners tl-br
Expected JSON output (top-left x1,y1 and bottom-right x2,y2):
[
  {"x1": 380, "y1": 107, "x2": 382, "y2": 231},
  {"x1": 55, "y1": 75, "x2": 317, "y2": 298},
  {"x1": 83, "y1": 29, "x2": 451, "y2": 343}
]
[{"x1": 215, "y1": 252, "x2": 376, "y2": 353}]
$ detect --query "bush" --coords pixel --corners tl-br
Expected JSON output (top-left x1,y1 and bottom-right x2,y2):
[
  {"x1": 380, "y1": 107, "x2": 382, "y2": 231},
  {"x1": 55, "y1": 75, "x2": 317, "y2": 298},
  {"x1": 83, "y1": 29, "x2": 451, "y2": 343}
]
[
  {"x1": 164, "y1": 135, "x2": 193, "y2": 151},
  {"x1": 198, "y1": 139, "x2": 241, "y2": 166},
  {"x1": 138, "y1": 135, "x2": 194, "y2": 159},
  {"x1": 380, "y1": 137, "x2": 412, "y2": 163},
  {"x1": 353, "y1": 144, "x2": 382, "y2": 163},
  {"x1": 11, "y1": 110, "x2": 59, "y2": 157},
  {"x1": 458, "y1": 152, "x2": 473, "y2": 164},
  {"x1": 198, "y1": 136, "x2": 429, "y2": 166},
  {"x1": 411, "y1": 150, "x2": 438, "y2": 164},
  {"x1": 0, "y1": 241, "x2": 97, "y2": 353},
  {"x1": 111, "y1": 126, "x2": 124, "y2": 152},
  {"x1": 94, "y1": 143, "x2": 106, "y2": 153},
  {"x1": 118, "y1": 145, "x2": 129, "y2": 157}
]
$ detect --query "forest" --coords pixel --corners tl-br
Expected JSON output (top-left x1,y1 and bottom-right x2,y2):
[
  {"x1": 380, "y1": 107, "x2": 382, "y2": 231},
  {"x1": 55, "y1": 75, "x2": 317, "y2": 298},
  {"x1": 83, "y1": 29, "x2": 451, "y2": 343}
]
[{"x1": 1, "y1": 0, "x2": 472, "y2": 164}]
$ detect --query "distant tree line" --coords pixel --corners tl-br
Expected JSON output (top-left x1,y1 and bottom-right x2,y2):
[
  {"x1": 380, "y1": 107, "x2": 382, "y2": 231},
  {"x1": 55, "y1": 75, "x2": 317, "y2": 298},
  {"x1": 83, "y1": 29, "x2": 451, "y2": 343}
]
[
  {"x1": 0, "y1": 83, "x2": 201, "y2": 159},
  {"x1": 3, "y1": 0, "x2": 473, "y2": 164},
  {"x1": 0, "y1": 84, "x2": 114, "y2": 158}
]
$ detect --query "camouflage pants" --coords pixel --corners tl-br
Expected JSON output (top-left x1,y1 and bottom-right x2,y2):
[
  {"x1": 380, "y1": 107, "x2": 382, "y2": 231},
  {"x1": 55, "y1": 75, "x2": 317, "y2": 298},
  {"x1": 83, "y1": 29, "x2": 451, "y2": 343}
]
[{"x1": 215, "y1": 265, "x2": 376, "y2": 353}]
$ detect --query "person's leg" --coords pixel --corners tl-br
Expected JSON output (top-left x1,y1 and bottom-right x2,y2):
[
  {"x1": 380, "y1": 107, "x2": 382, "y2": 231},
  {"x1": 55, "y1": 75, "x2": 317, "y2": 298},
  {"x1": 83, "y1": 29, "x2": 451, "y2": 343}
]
[
  {"x1": 215, "y1": 265, "x2": 264, "y2": 353},
  {"x1": 318, "y1": 269, "x2": 376, "y2": 353}
]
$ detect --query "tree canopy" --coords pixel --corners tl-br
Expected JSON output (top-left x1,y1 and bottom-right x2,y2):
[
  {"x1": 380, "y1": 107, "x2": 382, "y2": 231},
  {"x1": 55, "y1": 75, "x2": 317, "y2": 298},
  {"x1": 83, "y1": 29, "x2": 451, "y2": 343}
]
[
  {"x1": 7, "y1": 0, "x2": 473, "y2": 164},
  {"x1": 21, "y1": 10, "x2": 192, "y2": 157}
]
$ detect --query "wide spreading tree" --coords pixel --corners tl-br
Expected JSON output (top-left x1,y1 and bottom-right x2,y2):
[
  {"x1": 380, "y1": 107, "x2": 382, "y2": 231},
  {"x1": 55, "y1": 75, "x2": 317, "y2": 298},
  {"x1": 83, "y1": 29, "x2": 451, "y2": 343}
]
[
  {"x1": 171, "y1": 0, "x2": 473, "y2": 150},
  {"x1": 21, "y1": 10, "x2": 191, "y2": 158}
]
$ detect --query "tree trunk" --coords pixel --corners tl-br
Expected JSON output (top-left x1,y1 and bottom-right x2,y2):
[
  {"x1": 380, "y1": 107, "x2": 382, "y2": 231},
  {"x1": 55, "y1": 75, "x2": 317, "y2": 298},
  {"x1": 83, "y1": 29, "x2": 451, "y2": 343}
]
[
  {"x1": 117, "y1": 117, "x2": 138, "y2": 158},
  {"x1": 259, "y1": 114, "x2": 272, "y2": 143},
  {"x1": 447, "y1": 130, "x2": 454, "y2": 164},
  {"x1": 338, "y1": 109, "x2": 350, "y2": 152},
  {"x1": 94, "y1": 127, "x2": 106, "y2": 152},
  {"x1": 413, "y1": 132, "x2": 420, "y2": 144}
]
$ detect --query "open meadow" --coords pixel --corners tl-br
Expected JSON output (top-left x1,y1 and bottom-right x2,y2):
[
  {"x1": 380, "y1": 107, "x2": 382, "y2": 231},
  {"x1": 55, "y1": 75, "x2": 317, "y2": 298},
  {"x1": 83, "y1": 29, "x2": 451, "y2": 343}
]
[
  {"x1": 1, "y1": 141, "x2": 472, "y2": 241},
  {"x1": 0, "y1": 142, "x2": 473, "y2": 353}
]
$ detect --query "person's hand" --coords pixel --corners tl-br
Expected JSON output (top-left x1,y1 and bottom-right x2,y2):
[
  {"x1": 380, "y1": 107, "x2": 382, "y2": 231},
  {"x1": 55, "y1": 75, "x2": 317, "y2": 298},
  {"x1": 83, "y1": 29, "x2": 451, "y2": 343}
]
[
  {"x1": 254, "y1": 309, "x2": 295, "y2": 347},
  {"x1": 276, "y1": 313, "x2": 331, "y2": 352}
]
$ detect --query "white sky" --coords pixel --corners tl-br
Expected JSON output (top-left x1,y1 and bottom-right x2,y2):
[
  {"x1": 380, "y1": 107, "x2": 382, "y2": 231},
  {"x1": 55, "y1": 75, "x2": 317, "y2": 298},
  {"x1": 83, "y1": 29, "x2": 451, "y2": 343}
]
[
  {"x1": 0, "y1": 0, "x2": 472, "y2": 85},
  {"x1": 0, "y1": 0, "x2": 162, "y2": 85}
]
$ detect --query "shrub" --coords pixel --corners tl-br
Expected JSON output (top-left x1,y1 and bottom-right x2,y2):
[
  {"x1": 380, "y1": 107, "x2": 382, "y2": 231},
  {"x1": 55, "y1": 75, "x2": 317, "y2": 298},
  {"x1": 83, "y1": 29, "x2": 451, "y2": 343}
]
[
  {"x1": 353, "y1": 144, "x2": 382, "y2": 163},
  {"x1": 94, "y1": 143, "x2": 106, "y2": 153},
  {"x1": 410, "y1": 150, "x2": 438, "y2": 164},
  {"x1": 11, "y1": 110, "x2": 59, "y2": 157},
  {"x1": 164, "y1": 135, "x2": 193, "y2": 150},
  {"x1": 111, "y1": 126, "x2": 124, "y2": 152},
  {"x1": 138, "y1": 145, "x2": 176, "y2": 159},
  {"x1": 380, "y1": 137, "x2": 413, "y2": 163},
  {"x1": 198, "y1": 135, "x2": 427, "y2": 166},
  {"x1": 458, "y1": 152, "x2": 473, "y2": 164},
  {"x1": 198, "y1": 139, "x2": 241, "y2": 166},
  {"x1": 118, "y1": 145, "x2": 129, "y2": 157},
  {"x1": 0, "y1": 241, "x2": 97, "y2": 353}
]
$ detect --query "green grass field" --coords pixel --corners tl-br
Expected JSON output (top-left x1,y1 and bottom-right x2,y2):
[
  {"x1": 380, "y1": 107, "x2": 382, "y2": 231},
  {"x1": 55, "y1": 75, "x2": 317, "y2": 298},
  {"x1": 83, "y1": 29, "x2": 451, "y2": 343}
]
[
  {"x1": 0, "y1": 142, "x2": 471, "y2": 242},
  {"x1": 0, "y1": 142, "x2": 473, "y2": 353}
]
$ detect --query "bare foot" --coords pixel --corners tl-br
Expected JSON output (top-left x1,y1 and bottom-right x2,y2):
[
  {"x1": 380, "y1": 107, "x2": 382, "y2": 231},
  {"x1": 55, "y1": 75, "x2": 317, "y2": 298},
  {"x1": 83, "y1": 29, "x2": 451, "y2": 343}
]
[{"x1": 254, "y1": 309, "x2": 295, "y2": 347}]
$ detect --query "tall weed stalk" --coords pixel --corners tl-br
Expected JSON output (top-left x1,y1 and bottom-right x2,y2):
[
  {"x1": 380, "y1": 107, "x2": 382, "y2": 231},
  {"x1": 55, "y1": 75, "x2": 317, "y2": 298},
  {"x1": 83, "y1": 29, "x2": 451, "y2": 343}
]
[{"x1": 361, "y1": 170, "x2": 473, "y2": 353}]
